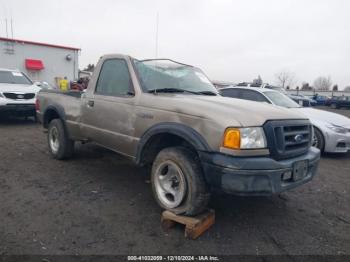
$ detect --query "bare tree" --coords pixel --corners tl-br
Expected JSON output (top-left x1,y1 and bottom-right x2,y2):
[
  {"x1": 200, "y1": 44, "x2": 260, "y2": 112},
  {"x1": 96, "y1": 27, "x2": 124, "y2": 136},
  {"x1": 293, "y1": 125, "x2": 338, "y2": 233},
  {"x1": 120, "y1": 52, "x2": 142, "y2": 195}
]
[
  {"x1": 313, "y1": 76, "x2": 332, "y2": 91},
  {"x1": 275, "y1": 70, "x2": 296, "y2": 89},
  {"x1": 344, "y1": 86, "x2": 350, "y2": 92}
]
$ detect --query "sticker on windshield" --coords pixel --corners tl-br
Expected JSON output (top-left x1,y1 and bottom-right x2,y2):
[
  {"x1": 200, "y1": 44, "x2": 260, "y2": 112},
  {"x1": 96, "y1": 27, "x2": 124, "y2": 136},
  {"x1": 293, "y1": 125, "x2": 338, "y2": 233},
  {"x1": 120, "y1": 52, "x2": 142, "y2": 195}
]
[
  {"x1": 12, "y1": 72, "x2": 23, "y2": 77},
  {"x1": 195, "y1": 72, "x2": 211, "y2": 84}
]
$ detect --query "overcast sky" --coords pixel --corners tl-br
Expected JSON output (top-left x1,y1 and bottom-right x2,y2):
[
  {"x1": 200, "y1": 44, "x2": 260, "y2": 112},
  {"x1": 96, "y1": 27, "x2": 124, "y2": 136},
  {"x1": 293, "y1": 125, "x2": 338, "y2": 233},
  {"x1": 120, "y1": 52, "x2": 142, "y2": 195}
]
[{"x1": 1, "y1": 0, "x2": 349, "y2": 89}]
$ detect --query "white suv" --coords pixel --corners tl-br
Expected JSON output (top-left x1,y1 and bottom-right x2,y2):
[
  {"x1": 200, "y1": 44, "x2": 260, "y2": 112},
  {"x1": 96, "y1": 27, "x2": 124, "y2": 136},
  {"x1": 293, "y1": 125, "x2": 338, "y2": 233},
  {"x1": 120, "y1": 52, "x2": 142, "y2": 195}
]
[{"x1": 0, "y1": 68, "x2": 41, "y2": 118}]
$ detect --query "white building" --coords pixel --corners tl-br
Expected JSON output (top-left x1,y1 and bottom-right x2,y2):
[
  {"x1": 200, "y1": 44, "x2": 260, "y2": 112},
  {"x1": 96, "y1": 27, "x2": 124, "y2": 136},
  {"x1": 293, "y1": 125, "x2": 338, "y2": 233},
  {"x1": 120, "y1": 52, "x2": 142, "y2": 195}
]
[{"x1": 0, "y1": 37, "x2": 80, "y2": 87}]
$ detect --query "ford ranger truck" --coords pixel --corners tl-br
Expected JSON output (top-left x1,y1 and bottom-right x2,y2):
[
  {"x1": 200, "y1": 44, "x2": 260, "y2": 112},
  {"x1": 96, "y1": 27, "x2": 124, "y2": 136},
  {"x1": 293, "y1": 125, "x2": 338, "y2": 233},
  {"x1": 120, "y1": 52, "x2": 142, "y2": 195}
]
[{"x1": 36, "y1": 55, "x2": 320, "y2": 215}]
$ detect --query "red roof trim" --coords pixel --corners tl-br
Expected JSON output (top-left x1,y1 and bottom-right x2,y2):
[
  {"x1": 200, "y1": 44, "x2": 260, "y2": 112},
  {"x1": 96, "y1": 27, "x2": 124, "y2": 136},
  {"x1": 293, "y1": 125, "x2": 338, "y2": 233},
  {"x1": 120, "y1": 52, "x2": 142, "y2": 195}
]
[
  {"x1": 25, "y1": 59, "x2": 44, "y2": 70},
  {"x1": 0, "y1": 37, "x2": 80, "y2": 51}
]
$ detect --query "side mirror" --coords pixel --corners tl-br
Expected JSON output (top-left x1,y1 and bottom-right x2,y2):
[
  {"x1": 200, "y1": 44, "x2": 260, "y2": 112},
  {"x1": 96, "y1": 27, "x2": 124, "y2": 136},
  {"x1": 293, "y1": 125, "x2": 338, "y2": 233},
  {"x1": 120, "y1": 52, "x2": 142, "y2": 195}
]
[{"x1": 34, "y1": 81, "x2": 42, "y2": 87}]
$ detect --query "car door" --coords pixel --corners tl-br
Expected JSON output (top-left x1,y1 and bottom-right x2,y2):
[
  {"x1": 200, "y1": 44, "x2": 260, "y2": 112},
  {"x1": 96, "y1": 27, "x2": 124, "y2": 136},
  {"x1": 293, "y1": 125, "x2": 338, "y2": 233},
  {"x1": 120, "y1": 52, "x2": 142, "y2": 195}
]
[
  {"x1": 80, "y1": 58, "x2": 138, "y2": 158},
  {"x1": 344, "y1": 97, "x2": 350, "y2": 108}
]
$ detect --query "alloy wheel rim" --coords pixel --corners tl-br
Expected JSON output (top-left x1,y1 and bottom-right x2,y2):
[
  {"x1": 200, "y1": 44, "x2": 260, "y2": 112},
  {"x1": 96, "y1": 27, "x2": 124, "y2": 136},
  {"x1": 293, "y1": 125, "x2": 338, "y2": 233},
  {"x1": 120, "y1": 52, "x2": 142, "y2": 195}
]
[
  {"x1": 49, "y1": 127, "x2": 60, "y2": 153},
  {"x1": 154, "y1": 160, "x2": 187, "y2": 209}
]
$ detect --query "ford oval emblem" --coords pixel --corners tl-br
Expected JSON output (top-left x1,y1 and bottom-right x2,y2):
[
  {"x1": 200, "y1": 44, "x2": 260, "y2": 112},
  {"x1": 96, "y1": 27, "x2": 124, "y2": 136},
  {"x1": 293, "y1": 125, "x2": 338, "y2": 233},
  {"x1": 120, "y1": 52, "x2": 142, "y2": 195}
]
[
  {"x1": 294, "y1": 134, "x2": 303, "y2": 143},
  {"x1": 17, "y1": 94, "x2": 24, "y2": 99}
]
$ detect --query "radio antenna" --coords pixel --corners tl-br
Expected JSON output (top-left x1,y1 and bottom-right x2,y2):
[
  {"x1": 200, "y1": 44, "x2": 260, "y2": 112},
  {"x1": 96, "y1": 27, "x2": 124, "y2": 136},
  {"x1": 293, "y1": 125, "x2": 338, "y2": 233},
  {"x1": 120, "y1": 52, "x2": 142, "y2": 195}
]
[
  {"x1": 11, "y1": 17, "x2": 13, "y2": 39},
  {"x1": 10, "y1": 7, "x2": 14, "y2": 39},
  {"x1": 5, "y1": 18, "x2": 8, "y2": 38}
]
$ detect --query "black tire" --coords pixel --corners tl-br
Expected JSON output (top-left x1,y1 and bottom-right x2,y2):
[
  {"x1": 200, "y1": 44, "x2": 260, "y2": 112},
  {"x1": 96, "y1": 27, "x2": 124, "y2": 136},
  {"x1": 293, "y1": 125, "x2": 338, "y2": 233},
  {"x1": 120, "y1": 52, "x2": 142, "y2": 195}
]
[
  {"x1": 151, "y1": 147, "x2": 210, "y2": 216},
  {"x1": 313, "y1": 127, "x2": 325, "y2": 152},
  {"x1": 47, "y1": 119, "x2": 74, "y2": 159}
]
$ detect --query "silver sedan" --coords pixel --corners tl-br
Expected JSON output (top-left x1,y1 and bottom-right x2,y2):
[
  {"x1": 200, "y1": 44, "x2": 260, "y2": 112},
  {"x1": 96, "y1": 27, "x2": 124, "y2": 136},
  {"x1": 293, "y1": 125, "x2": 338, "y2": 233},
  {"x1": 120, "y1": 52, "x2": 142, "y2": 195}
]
[{"x1": 220, "y1": 86, "x2": 350, "y2": 153}]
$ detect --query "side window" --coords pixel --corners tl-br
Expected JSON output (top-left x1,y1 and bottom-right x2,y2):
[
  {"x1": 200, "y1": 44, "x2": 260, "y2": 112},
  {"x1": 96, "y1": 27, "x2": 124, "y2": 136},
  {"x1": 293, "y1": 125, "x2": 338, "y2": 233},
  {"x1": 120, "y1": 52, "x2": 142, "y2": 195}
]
[
  {"x1": 95, "y1": 59, "x2": 133, "y2": 96},
  {"x1": 241, "y1": 90, "x2": 268, "y2": 102},
  {"x1": 220, "y1": 88, "x2": 240, "y2": 98}
]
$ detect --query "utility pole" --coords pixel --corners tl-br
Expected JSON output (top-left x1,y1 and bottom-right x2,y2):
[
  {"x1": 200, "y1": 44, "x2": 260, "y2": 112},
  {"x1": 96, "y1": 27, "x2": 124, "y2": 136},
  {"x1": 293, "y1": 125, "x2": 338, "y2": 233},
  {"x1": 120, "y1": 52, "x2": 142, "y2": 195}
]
[
  {"x1": 11, "y1": 17, "x2": 14, "y2": 39},
  {"x1": 155, "y1": 12, "x2": 159, "y2": 59}
]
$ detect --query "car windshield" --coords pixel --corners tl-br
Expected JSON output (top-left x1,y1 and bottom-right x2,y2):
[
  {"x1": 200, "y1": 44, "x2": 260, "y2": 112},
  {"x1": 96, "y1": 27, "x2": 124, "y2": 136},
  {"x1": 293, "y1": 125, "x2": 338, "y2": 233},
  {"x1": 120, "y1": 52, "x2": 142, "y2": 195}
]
[
  {"x1": 264, "y1": 91, "x2": 301, "y2": 108},
  {"x1": 133, "y1": 59, "x2": 218, "y2": 95},
  {"x1": 0, "y1": 71, "x2": 32, "y2": 85}
]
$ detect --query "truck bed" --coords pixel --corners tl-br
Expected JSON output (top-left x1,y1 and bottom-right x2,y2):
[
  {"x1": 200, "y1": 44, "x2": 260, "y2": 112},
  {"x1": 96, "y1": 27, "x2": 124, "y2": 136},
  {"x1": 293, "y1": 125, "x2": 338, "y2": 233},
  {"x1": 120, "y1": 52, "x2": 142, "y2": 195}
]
[{"x1": 37, "y1": 89, "x2": 84, "y2": 139}]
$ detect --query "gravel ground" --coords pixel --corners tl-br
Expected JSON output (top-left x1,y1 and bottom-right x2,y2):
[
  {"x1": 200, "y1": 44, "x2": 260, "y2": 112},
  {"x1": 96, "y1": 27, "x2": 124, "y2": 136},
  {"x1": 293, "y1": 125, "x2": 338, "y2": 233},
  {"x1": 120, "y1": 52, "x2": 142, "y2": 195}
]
[{"x1": 0, "y1": 107, "x2": 349, "y2": 256}]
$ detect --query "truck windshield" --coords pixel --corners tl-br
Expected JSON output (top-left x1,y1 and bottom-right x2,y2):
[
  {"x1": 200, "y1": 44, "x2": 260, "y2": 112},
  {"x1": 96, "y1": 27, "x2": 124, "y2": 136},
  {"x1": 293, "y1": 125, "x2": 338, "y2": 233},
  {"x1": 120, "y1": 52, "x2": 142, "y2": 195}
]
[
  {"x1": 133, "y1": 59, "x2": 218, "y2": 95},
  {"x1": 264, "y1": 91, "x2": 301, "y2": 108},
  {"x1": 0, "y1": 71, "x2": 33, "y2": 85}
]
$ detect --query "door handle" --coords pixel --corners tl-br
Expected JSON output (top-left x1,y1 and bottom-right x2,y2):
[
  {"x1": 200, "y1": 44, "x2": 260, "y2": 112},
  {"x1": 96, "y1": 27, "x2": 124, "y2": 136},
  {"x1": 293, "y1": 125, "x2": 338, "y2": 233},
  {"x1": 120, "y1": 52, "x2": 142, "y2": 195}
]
[{"x1": 87, "y1": 100, "x2": 94, "y2": 107}]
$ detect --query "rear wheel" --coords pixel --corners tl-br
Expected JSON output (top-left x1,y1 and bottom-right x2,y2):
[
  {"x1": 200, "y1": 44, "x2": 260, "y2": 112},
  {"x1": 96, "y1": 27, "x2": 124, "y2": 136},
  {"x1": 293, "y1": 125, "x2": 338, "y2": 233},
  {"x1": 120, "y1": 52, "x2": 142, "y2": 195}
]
[
  {"x1": 151, "y1": 147, "x2": 210, "y2": 216},
  {"x1": 313, "y1": 127, "x2": 325, "y2": 152},
  {"x1": 48, "y1": 119, "x2": 74, "y2": 159}
]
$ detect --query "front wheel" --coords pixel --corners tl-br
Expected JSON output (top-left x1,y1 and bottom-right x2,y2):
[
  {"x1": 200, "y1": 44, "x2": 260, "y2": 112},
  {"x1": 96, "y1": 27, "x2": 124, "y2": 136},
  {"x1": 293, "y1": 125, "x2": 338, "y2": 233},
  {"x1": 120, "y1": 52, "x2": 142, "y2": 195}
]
[
  {"x1": 48, "y1": 119, "x2": 74, "y2": 159},
  {"x1": 151, "y1": 147, "x2": 210, "y2": 216}
]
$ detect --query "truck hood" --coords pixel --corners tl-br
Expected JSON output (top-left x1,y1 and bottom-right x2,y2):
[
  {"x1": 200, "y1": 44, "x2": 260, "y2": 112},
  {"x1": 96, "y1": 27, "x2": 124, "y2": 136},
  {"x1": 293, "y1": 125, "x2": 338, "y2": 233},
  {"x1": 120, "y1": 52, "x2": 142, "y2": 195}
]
[
  {"x1": 290, "y1": 107, "x2": 350, "y2": 128},
  {"x1": 0, "y1": 83, "x2": 41, "y2": 93},
  {"x1": 141, "y1": 94, "x2": 308, "y2": 127}
]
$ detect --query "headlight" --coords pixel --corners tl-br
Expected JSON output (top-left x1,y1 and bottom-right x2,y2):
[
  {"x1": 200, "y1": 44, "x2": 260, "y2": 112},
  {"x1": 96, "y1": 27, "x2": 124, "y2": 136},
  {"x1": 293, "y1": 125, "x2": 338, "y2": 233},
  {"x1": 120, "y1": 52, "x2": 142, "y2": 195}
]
[
  {"x1": 223, "y1": 127, "x2": 267, "y2": 149},
  {"x1": 327, "y1": 123, "x2": 348, "y2": 134}
]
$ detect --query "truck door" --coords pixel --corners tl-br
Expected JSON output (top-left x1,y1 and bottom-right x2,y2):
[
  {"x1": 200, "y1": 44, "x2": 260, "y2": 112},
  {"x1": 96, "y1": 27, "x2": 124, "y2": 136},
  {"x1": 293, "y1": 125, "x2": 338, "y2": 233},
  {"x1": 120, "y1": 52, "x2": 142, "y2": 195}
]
[{"x1": 80, "y1": 58, "x2": 138, "y2": 158}]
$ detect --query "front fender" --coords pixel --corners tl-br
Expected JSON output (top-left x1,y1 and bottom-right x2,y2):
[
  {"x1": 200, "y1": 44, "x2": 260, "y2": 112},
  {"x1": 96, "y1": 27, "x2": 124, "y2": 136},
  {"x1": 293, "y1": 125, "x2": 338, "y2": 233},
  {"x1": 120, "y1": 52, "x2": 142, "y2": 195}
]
[{"x1": 135, "y1": 122, "x2": 211, "y2": 164}]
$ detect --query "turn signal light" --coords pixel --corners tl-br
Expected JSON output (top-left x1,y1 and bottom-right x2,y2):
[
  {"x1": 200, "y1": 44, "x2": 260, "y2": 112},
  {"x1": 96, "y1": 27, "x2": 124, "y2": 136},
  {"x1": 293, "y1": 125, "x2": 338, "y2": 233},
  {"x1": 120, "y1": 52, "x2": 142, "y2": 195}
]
[{"x1": 223, "y1": 128, "x2": 240, "y2": 149}]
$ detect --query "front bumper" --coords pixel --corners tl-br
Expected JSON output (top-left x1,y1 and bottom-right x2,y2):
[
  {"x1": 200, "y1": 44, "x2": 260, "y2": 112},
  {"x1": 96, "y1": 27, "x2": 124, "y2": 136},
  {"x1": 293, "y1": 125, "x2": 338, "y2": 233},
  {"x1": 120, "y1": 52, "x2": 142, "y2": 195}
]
[
  {"x1": 0, "y1": 104, "x2": 36, "y2": 114},
  {"x1": 324, "y1": 130, "x2": 350, "y2": 153},
  {"x1": 200, "y1": 147, "x2": 320, "y2": 196}
]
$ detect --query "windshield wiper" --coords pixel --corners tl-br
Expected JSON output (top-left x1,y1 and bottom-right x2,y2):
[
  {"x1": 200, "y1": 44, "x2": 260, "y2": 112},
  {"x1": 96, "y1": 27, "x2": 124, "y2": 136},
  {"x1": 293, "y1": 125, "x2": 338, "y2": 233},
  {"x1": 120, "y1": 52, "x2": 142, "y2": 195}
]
[
  {"x1": 148, "y1": 88, "x2": 198, "y2": 95},
  {"x1": 196, "y1": 91, "x2": 217, "y2": 96}
]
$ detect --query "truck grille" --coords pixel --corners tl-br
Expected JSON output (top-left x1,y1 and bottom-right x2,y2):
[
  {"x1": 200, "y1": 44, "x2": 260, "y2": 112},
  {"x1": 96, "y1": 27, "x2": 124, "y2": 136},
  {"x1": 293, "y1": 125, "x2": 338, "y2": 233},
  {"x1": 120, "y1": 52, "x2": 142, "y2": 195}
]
[
  {"x1": 264, "y1": 120, "x2": 312, "y2": 160},
  {"x1": 3, "y1": 93, "x2": 35, "y2": 100}
]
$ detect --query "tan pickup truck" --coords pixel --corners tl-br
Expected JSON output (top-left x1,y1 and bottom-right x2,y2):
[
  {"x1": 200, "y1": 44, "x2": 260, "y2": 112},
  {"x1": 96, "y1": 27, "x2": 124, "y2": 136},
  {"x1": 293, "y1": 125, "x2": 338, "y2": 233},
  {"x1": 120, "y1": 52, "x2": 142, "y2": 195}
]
[{"x1": 36, "y1": 54, "x2": 320, "y2": 215}]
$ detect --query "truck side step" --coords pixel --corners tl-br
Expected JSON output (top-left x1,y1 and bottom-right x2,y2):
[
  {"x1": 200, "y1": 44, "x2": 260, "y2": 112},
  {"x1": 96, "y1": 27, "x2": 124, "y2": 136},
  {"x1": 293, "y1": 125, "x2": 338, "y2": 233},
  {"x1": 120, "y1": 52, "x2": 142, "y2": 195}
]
[{"x1": 161, "y1": 209, "x2": 215, "y2": 240}]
